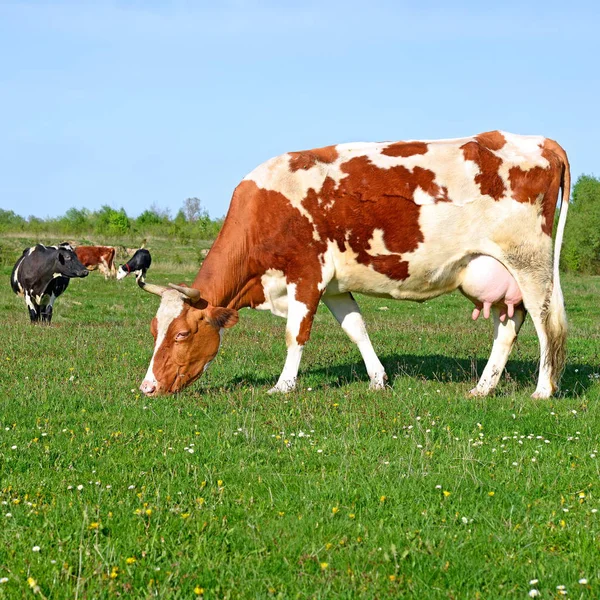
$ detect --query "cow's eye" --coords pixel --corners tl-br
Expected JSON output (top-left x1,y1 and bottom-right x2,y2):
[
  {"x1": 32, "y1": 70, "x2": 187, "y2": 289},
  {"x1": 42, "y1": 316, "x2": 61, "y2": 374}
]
[{"x1": 175, "y1": 331, "x2": 191, "y2": 341}]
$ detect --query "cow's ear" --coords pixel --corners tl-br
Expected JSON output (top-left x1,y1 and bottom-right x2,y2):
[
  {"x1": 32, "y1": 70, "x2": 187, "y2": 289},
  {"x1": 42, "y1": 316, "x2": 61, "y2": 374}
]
[{"x1": 204, "y1": 306, "x2": 239, "y2": 329}]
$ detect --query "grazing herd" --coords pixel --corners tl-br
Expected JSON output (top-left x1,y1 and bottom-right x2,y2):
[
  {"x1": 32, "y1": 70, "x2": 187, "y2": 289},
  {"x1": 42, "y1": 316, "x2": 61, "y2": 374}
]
[
  {"x1": 11, "y1": 244, "x2": 147, "y2": 323},
  {"x1": 10, "y1": 130, "x2": 571, "y2": 398}
]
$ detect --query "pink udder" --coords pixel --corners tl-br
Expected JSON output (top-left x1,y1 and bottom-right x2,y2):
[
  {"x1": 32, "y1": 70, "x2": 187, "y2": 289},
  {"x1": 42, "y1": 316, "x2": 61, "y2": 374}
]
[{"x1": 461, "y1": 256, "x2": 523, "y2": 322}]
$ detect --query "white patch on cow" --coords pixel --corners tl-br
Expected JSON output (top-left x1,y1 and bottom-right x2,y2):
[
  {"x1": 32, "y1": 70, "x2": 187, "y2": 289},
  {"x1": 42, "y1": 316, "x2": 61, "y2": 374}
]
[
  {"x1": 255, "y1": 269, "x2": 288, "y2": 317},
  {"x1": 413, "y1": 186, "x2": 435, "y2": 205},
  {"x1": 497, "y1": 132, "x2": 547, "y2": 170},
  {"x1": 143, "y1": 290, "x2": 185, "y2": 386},
  {"x1": 116, "y1": 267, "x2": 127, "y2": 280},
  {"x1": 13, "y1": 261, "x2": 24, "y2": 295},
  {"x1": 52, "y1": 272, "x2": 62, "y2": 279},
  {"x1": 367, "y1": 228, "x2": 394, "y2": 256},
  {"x1": 27, "y1": 247, "x2": 36, "y2": 255},
  {"x1": 25, "y1": 293, "x2": 36, "y2": 311}
]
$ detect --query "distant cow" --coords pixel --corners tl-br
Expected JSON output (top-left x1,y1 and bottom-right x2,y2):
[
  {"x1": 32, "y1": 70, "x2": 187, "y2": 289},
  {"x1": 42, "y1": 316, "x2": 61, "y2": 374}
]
[
  {"x1": 137, "y1": 131, "x2": 570, "y2": 399},
  {"x1": 117, "y1": 248, "x2": 152, "y2": 281},
  {"x1": 11, "y1": 242, "x2": 89, "y2": 323},
  {"x1": 75, "y1": 246, "x2": 116, "y2": 279}
]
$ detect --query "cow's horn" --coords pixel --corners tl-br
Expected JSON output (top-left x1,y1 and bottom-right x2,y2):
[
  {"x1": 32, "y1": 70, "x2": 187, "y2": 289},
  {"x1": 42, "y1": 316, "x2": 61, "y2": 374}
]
[
  {"x1": 168, "y1": 283, "x2": 201, "y2": 301},
  {"x1": 138, "y1": 279, "x2": 168, "y2": 296}
]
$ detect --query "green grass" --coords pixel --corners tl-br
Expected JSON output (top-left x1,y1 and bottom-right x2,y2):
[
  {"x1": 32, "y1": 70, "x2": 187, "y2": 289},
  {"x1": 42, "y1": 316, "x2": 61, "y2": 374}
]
[{"x1": 1, "y1": 234, "x2": 599, "y2": 598}]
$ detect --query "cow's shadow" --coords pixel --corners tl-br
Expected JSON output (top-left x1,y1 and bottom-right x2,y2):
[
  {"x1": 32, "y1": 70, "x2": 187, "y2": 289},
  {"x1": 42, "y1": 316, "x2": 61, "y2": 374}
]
[{"x1": 221, "y1": 353, "x2": 597, "y2": 397}]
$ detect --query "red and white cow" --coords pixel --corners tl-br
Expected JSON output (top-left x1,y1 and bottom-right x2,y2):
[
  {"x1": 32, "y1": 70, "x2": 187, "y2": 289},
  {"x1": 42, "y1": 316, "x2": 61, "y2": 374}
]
[
  {"x1": 75, "y1": 246, "x2": 117, "y2": 279},
  {"x1": 138, "y1": 131, "x2": 570, "y2": 398}
]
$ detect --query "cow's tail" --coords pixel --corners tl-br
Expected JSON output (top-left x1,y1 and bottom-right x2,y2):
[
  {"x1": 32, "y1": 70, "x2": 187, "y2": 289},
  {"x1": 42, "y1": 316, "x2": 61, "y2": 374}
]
[{"x1": 544, "y1": 143, "x2": 570, "y2": 386}]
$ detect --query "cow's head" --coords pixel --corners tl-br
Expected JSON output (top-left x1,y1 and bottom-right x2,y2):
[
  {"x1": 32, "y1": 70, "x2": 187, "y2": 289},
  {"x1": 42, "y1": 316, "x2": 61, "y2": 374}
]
[
  {"x1": 139, "y1": 282, "x2": 238, "y2": 396},
  {"x1": 56, "y1": 244, "x2": 89, "y2": 278}
]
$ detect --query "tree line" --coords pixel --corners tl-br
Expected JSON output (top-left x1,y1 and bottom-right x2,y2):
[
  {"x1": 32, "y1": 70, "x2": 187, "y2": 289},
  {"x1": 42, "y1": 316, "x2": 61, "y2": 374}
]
[{"x1": 0, "y1": 197, "x2": 223, "y2": 243}]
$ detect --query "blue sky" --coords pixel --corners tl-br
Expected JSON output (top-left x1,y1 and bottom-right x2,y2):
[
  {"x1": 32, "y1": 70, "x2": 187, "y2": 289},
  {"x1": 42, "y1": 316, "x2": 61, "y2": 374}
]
[{"x1": 1, "y1": 0, "x2": 598, "y2": 220}]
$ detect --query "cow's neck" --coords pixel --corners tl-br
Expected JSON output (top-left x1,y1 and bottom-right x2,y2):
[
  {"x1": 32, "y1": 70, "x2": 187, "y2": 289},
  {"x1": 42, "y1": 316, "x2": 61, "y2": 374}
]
[{"x1": 192, "y1": 228, "x2": 264, "y2": 311}]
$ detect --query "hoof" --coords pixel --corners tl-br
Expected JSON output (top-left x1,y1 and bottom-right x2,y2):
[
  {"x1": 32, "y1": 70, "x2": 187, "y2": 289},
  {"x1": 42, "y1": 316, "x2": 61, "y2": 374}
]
[
  {"x1": 267, "y1": 380, "x2": 296, "y2": 394},
  {"x1": 369, "y1": 373, "x2": 388, "y2": 390},
  {"x1": 468, "y1": 387, "x2": 489, "y2": 397}
]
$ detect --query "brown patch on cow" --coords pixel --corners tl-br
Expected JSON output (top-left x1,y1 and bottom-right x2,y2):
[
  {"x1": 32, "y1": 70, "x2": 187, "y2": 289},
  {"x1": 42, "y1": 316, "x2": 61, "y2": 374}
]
[
  {"x1": 461, "y1": 141, "x2": 506, "y2": 200},
  {"x1": 475, "y1": 131, "x2": 506, "y2": 151},
  {"x1": 288, "y1": 145, "x2": 339, "y2": 172},
  {"x1": 508, "y1": 145, "x2": 563, "y2": 236},
  {"x1": 381, "y1": 141, "x2": 428, "y2": 158},
  {"x1": 298, "y1": 156, "x2": 426, "y2": 282}
]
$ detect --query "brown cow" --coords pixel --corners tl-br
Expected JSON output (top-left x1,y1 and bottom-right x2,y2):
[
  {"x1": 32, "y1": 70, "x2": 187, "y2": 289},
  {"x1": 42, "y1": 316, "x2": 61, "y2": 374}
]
[
  {"x1": 138, "y1": 131, "x2": 570, "y2": 398},
  {"x1": 75, "y1": 246, "x2": 116, "y2": 279}
]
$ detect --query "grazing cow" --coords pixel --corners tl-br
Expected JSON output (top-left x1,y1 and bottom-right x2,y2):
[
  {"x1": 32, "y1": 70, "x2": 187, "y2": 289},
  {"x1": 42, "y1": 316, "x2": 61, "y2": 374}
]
[
  {"x1": 11, "y1": 242, "x2": 89, "y2": 323},
  {"x1": 137, "y1": 131, "x2": 570, "y2": 399},
  {"x1": 117, "y1": 248, "x2": 152, "y2": 281},
  {"x1": 74, "y1": 245, "x2": 116, "y2": 279}
]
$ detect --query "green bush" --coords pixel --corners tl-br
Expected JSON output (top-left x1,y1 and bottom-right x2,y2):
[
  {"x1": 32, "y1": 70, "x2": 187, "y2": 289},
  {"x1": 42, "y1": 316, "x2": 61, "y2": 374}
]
[{"x1": 561, "y1": 175, "x2": 600, "y2": 274}]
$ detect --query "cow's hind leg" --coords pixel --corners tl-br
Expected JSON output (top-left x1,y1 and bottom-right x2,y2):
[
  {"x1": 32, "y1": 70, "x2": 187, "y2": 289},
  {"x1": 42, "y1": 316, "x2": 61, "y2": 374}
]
[
  {"x1": 268, "y1": 284, "x2": 321, "y2": 394},
  {"x1": 470, "y1": 304, "x2": 526, "y2": 396},
  {"x1": 25, "y1": 293, "x2": 40, "y2": 323},
  {"x1": 519, "y1": 279, "x2": 566, "y2": 399},
  {"x1": 322, "y1": 293, "x2": 387, "y2": 389}
]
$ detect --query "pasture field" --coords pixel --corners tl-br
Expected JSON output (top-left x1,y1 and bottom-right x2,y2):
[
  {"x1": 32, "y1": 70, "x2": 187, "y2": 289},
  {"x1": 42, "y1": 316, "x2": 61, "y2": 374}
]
[{"x1": 1, "y1": 235, "x2": 600, "y2": 599}]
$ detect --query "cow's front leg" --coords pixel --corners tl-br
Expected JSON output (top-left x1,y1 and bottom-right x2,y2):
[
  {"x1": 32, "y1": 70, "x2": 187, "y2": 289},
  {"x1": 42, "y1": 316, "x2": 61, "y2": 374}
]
[
  {"x1": 25, "y1": 293, "x2": 40, "y2": 323},
  {"x1": 268, "y1": 283, "x2": 320, "y2": 394}
]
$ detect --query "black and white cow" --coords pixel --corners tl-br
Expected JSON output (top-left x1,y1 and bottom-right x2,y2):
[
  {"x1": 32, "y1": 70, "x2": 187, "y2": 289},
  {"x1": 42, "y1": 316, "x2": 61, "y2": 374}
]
[
  {"x1": 116, "y1": 248, "x2": 152, "y2": 282},
  {"x1": 10, "y1": 243, "x2": 89, "y2": 323}
]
